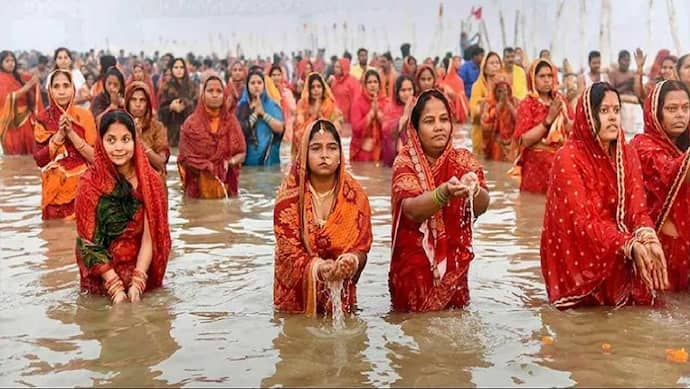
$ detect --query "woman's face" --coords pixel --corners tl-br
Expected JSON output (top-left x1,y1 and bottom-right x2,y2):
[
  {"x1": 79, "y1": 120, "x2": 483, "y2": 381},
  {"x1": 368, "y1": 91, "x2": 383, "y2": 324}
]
[
  {"x1": 304, "y1": 63, "x2": 313, "y2": 74},
  {"x1": 452, "y1": 56, "x2": 461, "y2": 69},
  {"x1": 162, "y1": 69, "x2": 172, "y2": 83},
  {"x1": 127, "y1": 89, "x2": 149, "y2": 118},
  {"x1": 418, "y1": 68, "x2": 435, "y2": 91},
  {"x1": 398, "y1": 79, "x2": 414, "y2": 104},
  {"x1": 103, "y1": 122, "x2": 135, "y2": 167},
  {"x1": 416, "y1": 97, "x2": 451, "y2": 157},
  {"x1": 231, "y1": 63, "x2": 244, "y2": 81},
  {"x1": 310, "y1": 78, "x2": 323, "y2": 100},
  {"x1": 308, "y1": 129, "x2": 340, "y2": 178},
  {"x1": 677, "y1": 57, "x2": 690, "y2": 85},
  {"x1": 1, "y1": 55, "x2": 15, "y2": 73},
  {"x1": 334, "y1": 61, "x2": 343, "y2": 76},
  {"x1": 365, "y1": 74, "x2": 380, "y2": 96},
  {"x1": 660, "y1": 89, "x2": 690, "y2": 140},
  {"x1": 248, "y1": 74, "x2": 264, "y2": 97},
  {"x1": 85, "y1": 73, "x2": 95, "y2": 88},
  {"x1": 50, "y1": 72, "x2": 74, "y2": 107},
  {"x1": 55, "y1": 50, "x2": 72, "y2": 70},
  {"x1": 596, "y1": 90, "x2": 621, "y2": 143},
  {"x1": 204, "y1": 79, "x2": 224, "y2": 109},
  {"x1": 535, "y1": 65, "x2": 554, "y2": 94},
  {"x1": 485, "y1": 54, "x2": 501, "y2": 77},
  {"x1": 172, "y1": 60, "x2": 185, "y2": 80},
  {"x1": 105, "y1": 74, "x2": 121, "y2": 95},
  {"x1": 270, "y1": 69, "x2": 282, "y2": 87},
  {"x1": 133, "y1": 66, "x2": 144, "y2": 81},
  {"x1": 496, "y1": 84, "x2": 509, "y2": 100},
  {"x1": 660, "y1": 59, "x2": 676, "y2": 81}
]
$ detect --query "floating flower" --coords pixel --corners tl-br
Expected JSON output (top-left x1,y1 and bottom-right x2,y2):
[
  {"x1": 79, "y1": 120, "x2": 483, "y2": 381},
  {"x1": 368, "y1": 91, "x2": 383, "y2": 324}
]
[
  {"x1": 542, "y1": 336, "x2": 554, "y2": 345},
  {"x1": 666, "y1": 348, "x2": 688, "y2": 363},
  {"x1": 601, "y1": 343, "x2": 612, "y2": 353}
]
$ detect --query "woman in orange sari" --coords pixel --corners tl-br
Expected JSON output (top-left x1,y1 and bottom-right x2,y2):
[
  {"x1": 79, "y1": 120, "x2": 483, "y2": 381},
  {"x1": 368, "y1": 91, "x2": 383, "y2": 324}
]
[
  {"x1": 442, "y1": 56, "x2": 470, "y2": 123},
  {"x1": 33, "y1": 70, "x2": 97, "y2": 220},
  {"x1": 350, "y1": 69, "x2": 387, "y2": 162},
  {"x1": 542, "y1": 82, "x2": 668, "y2": 308},
  {"x1": 292, "y1": 72, "x2": 343, "y2": 159},
  {"x1": 124, "y1": 82, "x2": 169, "y2": 177},
  {"x1": 178, "y1": 76, "x2": 246, "y2": 198},
  {"x1": 329, "y1": 58, "x2": 360, "y2": 124},
  {"x1": 0, "y1": 51, "x2": 41, "y2": 155},
  {"x1": 389, "y1": 89, "x2": 490, "y2": 312},
  {"x1": 127, "y1": 62, "x2": 158, "y2": 111},
  {"x1": 631, "y1": 80, "x2": 690, "y2": 291},
  {"x1": 274, "y1": 119, "x2": 372, "y2": 315},
  {"x1": 512, "y1": 59, "x2": 573, "y2": 194},
  {"x1": 76, "y1": 110, "x2": 171, "y2": 304},
  {"x1": 480, "y1": 79, "x2": 518, "y2": 161}
]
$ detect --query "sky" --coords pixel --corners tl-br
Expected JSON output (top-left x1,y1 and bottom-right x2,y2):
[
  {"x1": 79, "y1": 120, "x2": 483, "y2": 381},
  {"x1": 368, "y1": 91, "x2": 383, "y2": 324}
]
[{"x1": 5, "y1": 0, "x2": 689, "y2": 70}]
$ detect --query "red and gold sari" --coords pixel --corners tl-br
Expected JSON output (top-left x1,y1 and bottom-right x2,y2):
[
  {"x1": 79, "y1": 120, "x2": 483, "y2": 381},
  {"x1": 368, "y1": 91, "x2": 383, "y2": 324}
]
[
  {"x1": 541, "y1": 86, "x2": 656, "y2": 308},
  {"x1": 512, "y1": 59, "x2": 573, "y2": 194},
  {"x1": 0, "y1": 71, "x2": 42, "y2": 155},
  {"x1": 330, "y1": 59, "x2": 360, "y2": 124},
  {"x1": 124, "y1": 82, "x2": 170, "y2": 177},
  {"x1": 389, "y1": 91, "x2": 488, "y2": 312},
  {"x1": 178, "y1": 76, "x2": 246, "y2": 198},
  {"x1": 480, "y1": 80, "x2": 518, "y2": 161},
  {"x1": 33, "y1": 70, "x2": 97, "y2": 220},
  {"x1": 631, "y1": 81, "x2": 690, "y2": 291},
  {"x1": 75, "y1": 129, "x2": 171, "y2": 295},
  {"x1": 350, "y1": 74, "x2": 387, "y2": 162},
  {"x1": 292, "y1": 73, "x2": 343, "y2": 159},
  {"x1": 273, "y1": 122, "x2": 372, "y2": 315}
]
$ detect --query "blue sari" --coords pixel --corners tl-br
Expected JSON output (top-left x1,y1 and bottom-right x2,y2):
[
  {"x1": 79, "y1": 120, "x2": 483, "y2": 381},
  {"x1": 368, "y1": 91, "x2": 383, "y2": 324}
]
[{"x1": 237, "y1": 88, "x2": 284, "y2": 166}]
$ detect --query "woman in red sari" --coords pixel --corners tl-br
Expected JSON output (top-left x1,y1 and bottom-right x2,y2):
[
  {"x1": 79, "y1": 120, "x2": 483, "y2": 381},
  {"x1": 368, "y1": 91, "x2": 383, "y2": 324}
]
[
  {"x1": 389, "y1": 89, "x2": 490, "y2": 312},
  {"x1": 292, "y1": 72, "x2": 343, "y2": 159},
  {"x1": 512, "y1": 59, "x2": 573, "y2": 194},
  {"x1": 274, "y1": 119, "x2": 372, "y2": 315},
  {"x1": 382, "y1": 74, "x2": 415, "y2": 167},
  {"x1": 178, "y1": 76, "x2": 246, "y2": 198},
  {"x1": 442, "y1": 56, "x2": 469, "y2": 123},
  {"x1": 0, "y1": 51, "x2": 41, "y2": 155},
  {"x1": 293, "y1": 59, "x2": 314, "y2": 100},
  {"x1": 329, "y1": 58, "x2": 360, "y2": 124},
  {"x1": 631, "y1": 80, "x2": 690, "y2": 291},
  {"x1": 33, "y1": 70, "x2": 97, "y2": 220},
  {"x1": 480, "y1": 79, "x2": 518, "y2": 161},
  {"x1": 127, "y1": 62, "x2": 158, "y2": 111},
  {"x1": 76, "y1": 110, "x2": 171, "y2": 304},
  {"x1": 401, "y1": 56, "x2": 418, "y2": 78},
  {"x1": 225, "y1": 60, "x2": 247, "y2": 110},
  {"x1": 541, "y1": 82, "x2": 668, "y2": 309},
  {"x1": 350, "y1": 69, "x2": 387, "y2": 162}
]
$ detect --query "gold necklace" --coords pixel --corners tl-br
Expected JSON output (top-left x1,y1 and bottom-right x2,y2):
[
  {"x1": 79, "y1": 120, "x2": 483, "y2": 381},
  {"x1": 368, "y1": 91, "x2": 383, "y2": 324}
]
[{"x1": 309, "y1": 183, "x2": 335, "y2": 227}]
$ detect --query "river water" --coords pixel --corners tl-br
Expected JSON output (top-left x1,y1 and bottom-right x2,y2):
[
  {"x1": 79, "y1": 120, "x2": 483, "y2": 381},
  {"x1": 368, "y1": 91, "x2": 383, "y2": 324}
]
[{"x1": 1, "y1": 130, "x2": 689, "y2": 387}]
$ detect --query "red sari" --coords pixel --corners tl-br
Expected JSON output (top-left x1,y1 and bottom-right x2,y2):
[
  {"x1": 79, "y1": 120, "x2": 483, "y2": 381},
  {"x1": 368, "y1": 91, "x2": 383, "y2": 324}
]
[
  {"x1": 75, "y1": 130, "x2": 171, "y2": 295},
  {"x1": 441, "y1": 58, "x2": 469, "y2": 123},
  {"x1": 480, "y1": 80, "x2": 518, "y2": 161},
  {"x1": 178, "y1": 76, "x2": 246, "y2": 198},
  {"x1": 631, "y1": 81, "x2": 690, "y2": 291},
  {"x1": 382, "y1": 98, "x2": 405, "y2": 167},
  {"x1": 330, "y1": 59, "x2": 360, "y2": 124},
  {"x1": 350, "y1": 75, "x2": 387, "y2": 162},
  {"x1": 0, "y1": 71, "x2": 41, "y2": 155},
  {"x1": 389, "y1": 92, "x2": 488, "y2": 312},
  {"x1": 513, "y1": 59, "x2": 573, "y2": 194},
  {"x1": 541, "y1": 86, "x2": 656, "y2": 309},
  {"x1": 273, "y1": 121, "x2": 372, "y2": 315},
  {"x1": 33, "y1": 70, "x2": 97, "y2": 220},
  {"x1": 126, "y1": 64, "x2": 158, "y2": 111}
]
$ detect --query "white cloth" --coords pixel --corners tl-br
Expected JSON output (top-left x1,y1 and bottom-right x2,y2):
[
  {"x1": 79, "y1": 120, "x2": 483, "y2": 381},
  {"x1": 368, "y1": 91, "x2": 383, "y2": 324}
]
[{"x1": 621, "y1": 101, "x2": 643, "y2": 141}]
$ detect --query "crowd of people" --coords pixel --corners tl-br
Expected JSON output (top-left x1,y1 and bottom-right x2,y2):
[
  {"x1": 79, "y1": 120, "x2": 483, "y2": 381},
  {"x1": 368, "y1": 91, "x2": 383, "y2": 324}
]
[{"x1": 1, "y1": 37, "x2": 689, "y2": 313}]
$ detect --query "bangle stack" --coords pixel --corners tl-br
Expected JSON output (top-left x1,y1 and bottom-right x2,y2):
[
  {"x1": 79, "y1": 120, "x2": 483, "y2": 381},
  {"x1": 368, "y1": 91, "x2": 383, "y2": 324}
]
[
  {"x1": 624, "y1": 227, "x2": 660, "y2": 260},
  {"x1": 431, "y1": 186, "x2": 450, "y2": 207},
  {"x1": 105, "y1": 277, "x2": 125, "y2": 302},
  {"x1": 130, "y1": 269, "x2": 148, "y2": 295},
  {"x1": 262, "y1": 113, "x2": 274, "y2": 124}
]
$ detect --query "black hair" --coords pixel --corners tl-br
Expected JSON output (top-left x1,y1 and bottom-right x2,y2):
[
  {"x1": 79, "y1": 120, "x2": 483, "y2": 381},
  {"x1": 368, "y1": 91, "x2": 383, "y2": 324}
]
[
  {"x1": 657, "y1": 80, "x2": 690, "y2": 151},
  {"x1": 0, "y1": 51, "x2": 22, "y2": 84},
  {"x1": 98, "y1": 55, "x2": 117, "y2": 79},
  {"x1": 203, "y1": 58, "x2": 213, "y2": 68},
  {"x1": 246, "y1": 68, "x2": 264, "y2": 97},
  {"x1": 53, "y1": 47, "x2": 73, "y2": 70},
  {"x1": 410, "y1": 89, "x2": 452, "y2": 131},
  {"x1": 308, "y1": 119, "x2": 341, "y2": 148},
  {"x1": 618, "y1": 50, "x2": 630, "y2": 60},
  {"x1": 394, "y1": 74, "x2": 416, "y2": 105},
  {"x1": 103, "y1": 66, "x2": 126, "y2": 97},
  {"x1": 534, "y1": 60, "x2": 553, "y2": 76},
  {"x1": 539, "y1": 49, "x2": 550, "y2": 58},
  {"x1": 503, "y1": 47, "x2": 515, "y2": 55},
  {"x1": 677, "y1": 54, "x2": 690, "y2": 77},
  {"x1": 99, "y1": 109, "x2": 137, "y2": 141},
  {"x1": 357, "y1": 48, "x2": 368, "y2": 56},
  {"x1": 382, "y1": 51, "x2": 393, "y2": 62},
  {"x1": 589, "y1": 82, "x2": 621, "y2": 133},
  {"x1": 38, "y1": 55, "x2": 49, "y2": 65},
  {"x1": 269, "y1": 64, "x2": 282, "y2": 77},
  {"x1": 363, "y1": 69, "x2": 381, "y2": 89},
  {"x1": 588, "y1": 50, "x2": 601, "y2": 63},
  {"x1": 169, "y1": 57, "x2": 190, "y2": 85},
  {"x1": 307, "y1": 73, "x2": 326, "y2": 102},
  {"x1": 343, "y1": 51, "x2": 352, "y2": 60}
]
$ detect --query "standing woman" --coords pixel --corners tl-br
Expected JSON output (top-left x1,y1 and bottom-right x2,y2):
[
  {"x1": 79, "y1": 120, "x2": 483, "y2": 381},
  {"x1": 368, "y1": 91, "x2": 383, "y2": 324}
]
[
  {"x1": 158, "y1": 58, "x2": 198, "y2": 147},
  {"x1": 443, "y1": 56, "x2": 470, "y2": 123},
  {"x1": 0, "y1": 50, "x2": 40, "y2": 155},
  {"x1": 269, "y1": 64, "x2": 297, "y2": 143},
  {"x1": 480, "y1": 79, "x2": 519, "y2": 161},
  {"x1": 631, "y1": 80, "x2": 690, "y2": 291},
  {"x1": 237, "y1": 68, "x2": 284, "y2": 166},
  {"x1": 677, "y1": 54, "x2": 690, "y2": 91},
  {"x1": 389, "y1": 89, "x2": 490, "y2": 312},
  {"x1": 273, "y1": 119, "x2": 372, "y2": 315},
  {"x1": 33, "y1": 69, "x2": 97, "y2": 219},
  {"x1": 50, "y1": 47, "x2": 91, "y2": 106},
  {"x1": 90, "y1": 66, "x2": 126, "y2": 122},
  {"x1": 469, "y1": 52, "x2": 503, "y2": 155},
  {"x1": 293, "y1": 72, "x2": 343, "y2": 159},
  {"x1": 90, "y1": 55, "x2": 117, "y2": 98},
  {"x1": 76, "y1": 110, "x2": 171, "y2": 304},
  {"x1": 541, "y1": 82, "x2": 668, "y2": 309},
  {"x1": 127, "y1": 61, "x2": 158, "y2": 111},
  {"x1": 350, "y1": 69, "x2": 387, "y2": 162},
  {"x1": 329, "y1": 58, "x2": 360, "y2": 125},
  {"x1": 382, "y1": 74, "x2": 415, "y2": 167},
  {"x1": 124, "y1": 82, "x2": 169, "y2": 177}
]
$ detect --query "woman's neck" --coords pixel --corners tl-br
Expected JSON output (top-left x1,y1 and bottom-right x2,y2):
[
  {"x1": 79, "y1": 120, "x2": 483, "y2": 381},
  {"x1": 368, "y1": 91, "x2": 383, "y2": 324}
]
[
  {"x1": 310, "y1": 173, "x2": 336, "y2": 193},
  {"x1": 117, "y1": 162, "x2": 135, "y2": 178}
]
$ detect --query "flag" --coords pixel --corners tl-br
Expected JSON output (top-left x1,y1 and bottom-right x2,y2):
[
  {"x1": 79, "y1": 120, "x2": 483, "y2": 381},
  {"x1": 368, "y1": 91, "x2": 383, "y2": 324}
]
[{"x1": 471, "y1": 6, "x2": 482, "y2": 20}]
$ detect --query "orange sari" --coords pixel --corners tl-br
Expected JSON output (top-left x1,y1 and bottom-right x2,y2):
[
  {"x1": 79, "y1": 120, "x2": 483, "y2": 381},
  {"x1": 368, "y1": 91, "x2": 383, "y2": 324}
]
[
  {"x1": 480, "y1": 80, "x2": 518, "y2": 161},
  {"x1": 273, "y1": 121, "x2": 372, "y2": 315},
  {"x1": 292, "y1": 73, "x2": 343, "y2": 159},
  {"x1": 0, "y1": 71, "x2": 42, "y2": 155},
  {"x1": 442, "y1": 57, "x2": 470, "y2": 123},
  {"x1": 33, "y1": 70, "x2": 97, "y2": 219}
]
